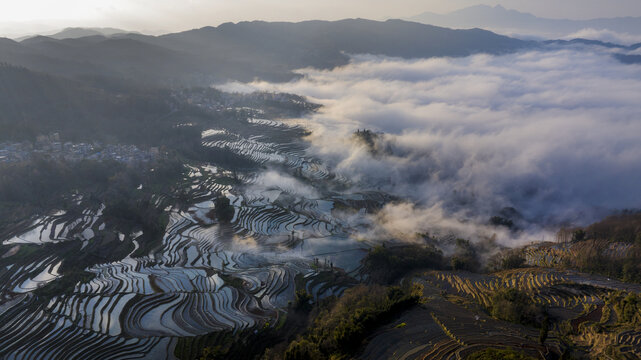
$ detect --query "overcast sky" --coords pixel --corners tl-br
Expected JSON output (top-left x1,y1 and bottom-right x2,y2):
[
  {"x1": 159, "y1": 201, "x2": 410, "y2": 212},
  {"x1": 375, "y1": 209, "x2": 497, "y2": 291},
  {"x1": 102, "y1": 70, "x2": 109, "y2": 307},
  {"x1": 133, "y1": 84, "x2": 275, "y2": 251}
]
[{"x1": 2, "y1": 0, "x2": 641, "y2": 37}]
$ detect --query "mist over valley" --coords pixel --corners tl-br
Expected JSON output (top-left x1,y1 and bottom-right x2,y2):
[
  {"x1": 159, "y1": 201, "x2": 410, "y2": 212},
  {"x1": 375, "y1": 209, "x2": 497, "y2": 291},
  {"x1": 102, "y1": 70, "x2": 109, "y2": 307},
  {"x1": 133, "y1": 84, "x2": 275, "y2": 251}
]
[{"x1": 1, "y1": 5, "x2": 641, "y2": 360}]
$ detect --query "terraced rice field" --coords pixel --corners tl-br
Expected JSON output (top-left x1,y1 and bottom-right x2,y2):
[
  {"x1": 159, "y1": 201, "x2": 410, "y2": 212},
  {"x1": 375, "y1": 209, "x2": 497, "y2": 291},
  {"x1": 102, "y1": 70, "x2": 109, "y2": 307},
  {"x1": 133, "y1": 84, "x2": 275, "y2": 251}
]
[
  {"x1": 361, "y1": 277, "x2": 557, "y2": 360},
  {"x1": 201, "y1": 124, "x2": 331, "y2": 181},
  {"x1": 2, "y1": 111, "x2": 641, "y2": 359},
  {"x1": 2, "y1": 204, "x2": 104, "y2": 247},
  {"x1": 360, "y1": 268, "x2": 641, "y2": 360},
  {"x1": 524, "y1": 241, "x2": 633, "y2": 268},
  {"x1": 0, "y1": 117, "x2": 379, "y2": 359},
  {"x1": 430, "y1": 269, "x2": 609, "y2": 312}
]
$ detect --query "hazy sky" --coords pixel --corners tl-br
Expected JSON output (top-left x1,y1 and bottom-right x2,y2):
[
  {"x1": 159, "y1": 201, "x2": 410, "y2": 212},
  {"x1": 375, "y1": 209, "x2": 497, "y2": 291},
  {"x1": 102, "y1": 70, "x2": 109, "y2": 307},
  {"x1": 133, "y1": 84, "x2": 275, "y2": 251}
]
[{"x1": 2, "y1": 0, "x2": 641, "y2": 37}]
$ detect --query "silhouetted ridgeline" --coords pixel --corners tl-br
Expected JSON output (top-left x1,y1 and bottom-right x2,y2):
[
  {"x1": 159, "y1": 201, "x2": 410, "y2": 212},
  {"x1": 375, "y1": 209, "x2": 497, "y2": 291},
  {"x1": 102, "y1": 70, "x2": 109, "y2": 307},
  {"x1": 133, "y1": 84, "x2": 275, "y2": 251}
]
[{"x1": 0, "y1": 19, "x2": 532, "y2": 86}]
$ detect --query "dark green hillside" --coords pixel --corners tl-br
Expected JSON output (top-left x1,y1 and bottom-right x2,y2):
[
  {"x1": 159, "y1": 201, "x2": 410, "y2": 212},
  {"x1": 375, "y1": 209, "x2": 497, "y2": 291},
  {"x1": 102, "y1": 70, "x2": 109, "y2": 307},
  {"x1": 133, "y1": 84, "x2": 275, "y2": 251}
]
[{"x1": 0, "y1": 64, "x2": 177, "y2": 142}]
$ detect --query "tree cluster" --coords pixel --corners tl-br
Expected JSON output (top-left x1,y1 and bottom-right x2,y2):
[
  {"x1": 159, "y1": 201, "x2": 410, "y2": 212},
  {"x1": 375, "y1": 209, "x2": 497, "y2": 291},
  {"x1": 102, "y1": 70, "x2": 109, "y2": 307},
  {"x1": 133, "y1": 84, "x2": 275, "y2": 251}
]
[
  {"x1": 282, "y1": 284, "x2": 422, "y2": 360},
  {"x1": 362, "y1": 244, "x2": 444, "y2": 284},
  {"x1": 489, "y1": 288, "x2": 546, "y2": 328}
]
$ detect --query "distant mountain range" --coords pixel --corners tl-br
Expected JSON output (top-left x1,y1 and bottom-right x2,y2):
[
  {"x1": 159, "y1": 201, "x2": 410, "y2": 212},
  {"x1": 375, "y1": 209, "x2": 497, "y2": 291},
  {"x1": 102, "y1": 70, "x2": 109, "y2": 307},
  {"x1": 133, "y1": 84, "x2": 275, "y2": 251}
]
[
  {"x1": 2, "y1": 18, "x2": 640, "y2": 88},
  {"x1": 16, "y1": 27, "x2": 134, "y2": 41},
  {"x1": 409, "y1": 5, "x2": 641, "y2": 40},
  {"x1": 0, "y1": 19, "x2": 531, "y2": 86}
]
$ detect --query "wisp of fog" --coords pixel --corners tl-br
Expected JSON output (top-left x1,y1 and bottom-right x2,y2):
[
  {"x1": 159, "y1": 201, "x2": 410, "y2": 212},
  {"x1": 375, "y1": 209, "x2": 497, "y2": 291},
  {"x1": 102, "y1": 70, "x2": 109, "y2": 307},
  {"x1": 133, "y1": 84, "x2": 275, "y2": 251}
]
[{"x1": 220, "y1": 47, "x2": 641, "y2": 245}]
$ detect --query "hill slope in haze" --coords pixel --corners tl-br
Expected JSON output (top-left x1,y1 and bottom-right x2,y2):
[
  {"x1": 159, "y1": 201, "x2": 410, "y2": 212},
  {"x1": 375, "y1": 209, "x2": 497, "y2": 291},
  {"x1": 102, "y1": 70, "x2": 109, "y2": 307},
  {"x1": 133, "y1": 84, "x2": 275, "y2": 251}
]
[
  {"x1": 410, "y1": 5, "x2": 641, "y2": 39},
  {"x1": 16, "y1": 27, "x2": 134, "y2": 42},
  {"x1": 0, "y1": 63, "x2": 178, "y2": 143}
]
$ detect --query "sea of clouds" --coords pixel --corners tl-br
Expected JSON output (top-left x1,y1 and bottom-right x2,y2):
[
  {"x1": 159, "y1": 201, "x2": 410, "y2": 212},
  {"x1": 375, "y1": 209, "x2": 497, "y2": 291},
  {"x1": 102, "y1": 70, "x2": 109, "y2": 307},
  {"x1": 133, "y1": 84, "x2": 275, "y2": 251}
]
[{"x1": 220, "y1": 47, "x2": 641, "y2": 245}]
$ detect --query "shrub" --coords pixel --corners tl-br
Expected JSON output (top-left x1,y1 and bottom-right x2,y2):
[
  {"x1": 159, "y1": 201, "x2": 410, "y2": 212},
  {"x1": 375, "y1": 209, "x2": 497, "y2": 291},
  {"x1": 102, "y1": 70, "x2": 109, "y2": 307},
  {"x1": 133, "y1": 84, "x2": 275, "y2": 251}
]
[
  {"x1": 293, "y1": 289, "x2": 313, "y2": 312},
  {"x1": 501, "y1": 252, "x2": 526, "y2": 270},
  {"x1": 466, "y1": 348, "x2": 536, "y2": 360},
  {"x1": 608, "y1": 291, "x2": 641, "y2": 326},
  {"x1": 586, "y1": 212, "x2": 641, "y2": 243},
  {"x1": 284, "y1": 339, "x2": 322, "y2": 360}
]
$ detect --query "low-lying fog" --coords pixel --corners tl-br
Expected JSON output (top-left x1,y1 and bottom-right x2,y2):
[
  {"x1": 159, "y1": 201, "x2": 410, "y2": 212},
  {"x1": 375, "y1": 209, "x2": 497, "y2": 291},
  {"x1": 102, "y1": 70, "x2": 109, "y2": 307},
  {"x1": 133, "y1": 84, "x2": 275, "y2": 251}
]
[{"x1": 220, "y1": 47, "x2": 641, "y2": 245}]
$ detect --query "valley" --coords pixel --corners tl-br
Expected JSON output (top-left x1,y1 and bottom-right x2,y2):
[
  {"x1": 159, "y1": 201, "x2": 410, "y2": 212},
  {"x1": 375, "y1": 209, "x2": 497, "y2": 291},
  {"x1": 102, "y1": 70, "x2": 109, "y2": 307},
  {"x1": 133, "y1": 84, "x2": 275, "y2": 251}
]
[
  {"x1": 1, "y1": 15, "x2": 641, "y2": 360},
  {"x1": 1, "y1": 85, "x2": 641, "y2": 359}
]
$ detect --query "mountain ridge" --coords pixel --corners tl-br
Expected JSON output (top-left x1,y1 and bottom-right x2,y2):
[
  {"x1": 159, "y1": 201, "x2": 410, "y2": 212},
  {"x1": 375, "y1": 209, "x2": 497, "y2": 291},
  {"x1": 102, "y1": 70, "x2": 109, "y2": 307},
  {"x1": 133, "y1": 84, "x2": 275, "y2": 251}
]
[
  {"x1": 15, "y1": 27, "x2": 135, "y2": 42},
  {"x1": 409, "y1": 5, "x2": 641, "y2": 39},
  {"x1": 0, "y1": 19, "x2": 532, "y2": 86}
]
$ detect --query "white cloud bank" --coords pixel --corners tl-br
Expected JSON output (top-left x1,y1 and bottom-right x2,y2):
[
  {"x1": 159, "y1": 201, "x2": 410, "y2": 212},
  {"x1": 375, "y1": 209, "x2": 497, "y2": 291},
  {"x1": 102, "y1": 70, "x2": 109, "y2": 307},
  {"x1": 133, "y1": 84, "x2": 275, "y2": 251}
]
[{"x1": 222, "y1": 48, "x2": 641, "y2": 243}]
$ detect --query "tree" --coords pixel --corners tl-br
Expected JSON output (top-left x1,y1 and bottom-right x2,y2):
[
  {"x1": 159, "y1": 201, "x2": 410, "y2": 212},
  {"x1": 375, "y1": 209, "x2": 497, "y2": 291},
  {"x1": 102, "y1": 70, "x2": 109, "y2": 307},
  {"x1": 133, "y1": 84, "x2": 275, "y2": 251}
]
[
  {"x1": 214, "y1": 196, "x2": 235, "y2": 223},
  {"x1": 572, "y1": 229, "x2": 586, "y2": 242},
  {"x1": 490, "y1": 216, "x2": 514, "y2": 229}
]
